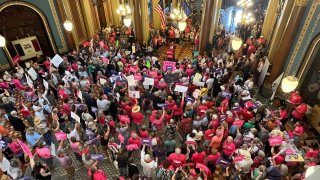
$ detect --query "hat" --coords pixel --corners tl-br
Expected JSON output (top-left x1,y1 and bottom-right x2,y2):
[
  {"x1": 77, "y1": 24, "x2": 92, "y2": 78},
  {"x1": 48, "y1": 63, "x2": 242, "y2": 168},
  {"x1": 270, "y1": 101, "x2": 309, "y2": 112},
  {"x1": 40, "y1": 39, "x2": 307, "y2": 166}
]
[
  {"x1": 132, "y1": 105, "x2": 140, "y2": 113},
  {"x1": 34, "y1": 117, "x2": 42, "y2": 126}
]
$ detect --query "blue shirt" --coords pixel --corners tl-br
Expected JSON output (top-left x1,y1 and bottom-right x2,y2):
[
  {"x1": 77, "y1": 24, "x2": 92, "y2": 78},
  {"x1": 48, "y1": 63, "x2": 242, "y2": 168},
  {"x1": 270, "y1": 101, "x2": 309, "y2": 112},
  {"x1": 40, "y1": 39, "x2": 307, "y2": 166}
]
[{"x1": 26, "y1": 132, "x2": 41, "y2": 146}]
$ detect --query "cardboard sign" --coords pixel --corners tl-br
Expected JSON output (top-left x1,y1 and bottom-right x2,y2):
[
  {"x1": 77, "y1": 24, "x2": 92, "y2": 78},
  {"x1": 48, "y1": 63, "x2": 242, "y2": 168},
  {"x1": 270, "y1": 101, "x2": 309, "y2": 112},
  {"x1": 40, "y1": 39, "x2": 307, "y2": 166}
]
[
  {"x1": 232, "y1": 120, "x2": 245, "y2": 127},
  {"x1": 51, "y1": 54, "x2": 64, "y2": 67},
  {"x1": 174, "y1": 85, "x2": 188, "y2": 93},
  {"x1": 91, "y1": 154, "x2": 104, "y2": 161},
  {"x1": 126, "y1": 75, "x2": 136, "y2": 86},
  {"x1": 71, "y1": 112, "x2": 80, "y2": 123},
  {"x1": 55, "y1": 132, "x2": 67, "y2": 141},
  {"x1": 269, "y1": 136, "x2": 283, "y2": 146},
  {"x1": 143, "y1": 78, "x2": 154, "y2": 86},
  {"x1": 163, "y1": 61, "x2": 176, "y2": 71},
  {"x1": 27, "y1": 67, "x2": 38, "y2": 80},
  {"x1": 126, "y1": 144, "x2": 139, "y2": 151},
  {"x1": 193, "y1": 81, "x2": 205, "y2": 87},
  {"x1": 129, "y1": 91, "x2": 140, "y2": 98},
  {"x1": 140, "y1": 138, "x2": 152, "y2": 146}
]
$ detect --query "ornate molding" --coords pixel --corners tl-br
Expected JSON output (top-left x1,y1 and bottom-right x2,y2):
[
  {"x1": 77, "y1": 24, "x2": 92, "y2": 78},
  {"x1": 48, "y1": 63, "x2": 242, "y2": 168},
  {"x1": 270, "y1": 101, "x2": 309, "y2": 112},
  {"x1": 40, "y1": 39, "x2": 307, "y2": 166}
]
[
  {"x1": 48, "y1": 0, "x2": 68, "y2": 53},
  {"x1": 0, "y1": 1, "x2": 57, "y2": 54},
  {"x1": 285, "y1": 0, "x2": 318, "y2": 75},
  {"x1": 295, "y1": 0, "x2": 309, "y2": 6}
]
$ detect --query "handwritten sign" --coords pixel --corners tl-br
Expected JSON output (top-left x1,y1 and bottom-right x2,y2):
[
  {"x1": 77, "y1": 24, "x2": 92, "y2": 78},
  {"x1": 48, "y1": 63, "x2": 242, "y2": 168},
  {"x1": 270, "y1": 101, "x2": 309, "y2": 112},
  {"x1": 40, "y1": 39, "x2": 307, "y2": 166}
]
[
  {"x1": 268, "y1": 136, "x2": 283, "y2": 146},
  {"x1": 174, "y1": 85, "x2": 188, "y2": 93},
  {"x1": 55, "y1": 132, "x2": 67, "y2": 141},
  {"x1": 163, "y1": 61, "x2": 176, "y2": 71},
  {"x1": 193, "y1": 73, "x2": 202, "y2": 83},
  {"x1": 140, "y1": 138, "x2": 152, "y2": 146}
]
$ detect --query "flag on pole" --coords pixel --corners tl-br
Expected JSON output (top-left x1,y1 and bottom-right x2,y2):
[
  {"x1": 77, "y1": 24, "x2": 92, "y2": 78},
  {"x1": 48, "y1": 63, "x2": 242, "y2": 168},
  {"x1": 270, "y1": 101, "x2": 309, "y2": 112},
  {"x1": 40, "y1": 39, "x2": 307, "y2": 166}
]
[
  {"x1": 271, "y1": 73, "x2": 284, "y2": 100},
  {"x1": 154, "y1": 0, "x2": 166, "y2": 28},
  {"x1": 182, "y1": 0, "x2": 192, "y2": 17}
]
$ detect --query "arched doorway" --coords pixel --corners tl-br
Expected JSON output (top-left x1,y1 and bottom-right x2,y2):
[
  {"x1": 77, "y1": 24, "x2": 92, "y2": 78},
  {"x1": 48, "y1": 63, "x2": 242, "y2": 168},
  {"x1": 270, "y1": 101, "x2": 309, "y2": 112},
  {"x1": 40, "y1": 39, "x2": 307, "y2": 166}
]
[
  {"x1": 0, "y1": 2, "x2": 56, "y2": 63},
  {"x1": 297, "y1": 33, "x2": 320, "y2": 106}
]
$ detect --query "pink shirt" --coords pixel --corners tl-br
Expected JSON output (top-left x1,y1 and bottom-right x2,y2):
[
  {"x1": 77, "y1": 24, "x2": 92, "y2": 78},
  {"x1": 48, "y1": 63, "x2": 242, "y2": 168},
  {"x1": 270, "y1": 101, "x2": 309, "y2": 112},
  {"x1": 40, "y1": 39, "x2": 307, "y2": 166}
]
[
  {"x1": 12, "y1": 79, "x2": 24, "y2": 90},
  {"x1": 294, "y1": 126, "x2": 304, "y2": 136},
  {"x1": 165, "y1": 100, "x2": 176, "y2": 111},
  {"x1": 223, "y1": 141, "x2": 236, "y2": 156},
  {"x1": 70, "y1": 142, "x2": 80, "y2": 154},
  {"x1": 36, "y1": 147, "x2": 52, "y2": 159},
  {"x1": 168, "y1": 153, "x2": 186, "y2": 168}
]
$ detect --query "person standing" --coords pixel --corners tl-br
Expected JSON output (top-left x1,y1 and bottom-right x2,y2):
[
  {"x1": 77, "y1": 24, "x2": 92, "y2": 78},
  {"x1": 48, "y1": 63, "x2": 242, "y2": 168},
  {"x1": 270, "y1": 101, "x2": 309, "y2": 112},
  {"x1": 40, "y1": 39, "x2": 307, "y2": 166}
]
[
  {"x1": 8, "y1": 111, "x2": 26, "y2": 140},
  {"x1": 56, "y1": 149, "x2": 75, "y2": 180}
]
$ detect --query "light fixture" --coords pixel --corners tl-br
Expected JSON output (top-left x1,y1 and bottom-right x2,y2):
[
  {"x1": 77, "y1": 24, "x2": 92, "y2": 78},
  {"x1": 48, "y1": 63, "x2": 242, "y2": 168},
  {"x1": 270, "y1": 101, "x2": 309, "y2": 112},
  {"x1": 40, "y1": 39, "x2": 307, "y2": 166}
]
[
  {"x1": 281, "y1": 76, "x2": 299, "y2": 93},
  {"x1": 116, "y1": 0, "x2": 131, "y2": 17},
  {"x1": 63, "y1": 20, "x2": 73, "y2": 31},
  {"x1": 123, "y1": 17, "x2": 132, "y2": 27},
  {"x1": 231, "y1": 37, "x2": 242, "y2": 51},
  {"x1": 0, "y1": 35, "x2": 5, "y2": 47},
  {"x1": 170, "y1": 0, "x2": 185, "y2": 21},
  {"x1": 237, "y1": 0, "x2": 253, "y2": 8},
  {"x1": 178, "y1": 21, "x2": 187, "y2": 31}
]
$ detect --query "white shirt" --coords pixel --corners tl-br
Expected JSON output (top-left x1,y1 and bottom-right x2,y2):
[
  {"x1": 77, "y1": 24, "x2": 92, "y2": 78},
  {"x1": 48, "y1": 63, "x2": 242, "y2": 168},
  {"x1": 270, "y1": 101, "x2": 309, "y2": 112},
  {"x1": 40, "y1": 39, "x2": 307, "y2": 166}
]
[
  {"x1": 140, "y1": 151, "x2": 157, "y2": 177},
  {"x1": 206, "y1": 78, "x2": 214, "y2": 89},
  {"x1": 192, "y1": 130, "x2": 203, "y2": 141},
  {"x1": 97, "y1": 99, "x2": 110, "y2": 111},
  {"x1": 0, "y1": 156, "x2": 10, "y2": 172},
  {"x1": 67, "y1": 128, "x2": 80, "y2": 141}
]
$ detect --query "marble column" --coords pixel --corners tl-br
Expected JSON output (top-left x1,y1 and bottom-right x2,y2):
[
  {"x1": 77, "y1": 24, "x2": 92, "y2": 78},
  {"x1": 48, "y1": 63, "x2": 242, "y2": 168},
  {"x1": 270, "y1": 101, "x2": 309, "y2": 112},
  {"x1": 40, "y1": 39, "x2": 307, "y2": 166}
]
[
  {"x1": 105, "y1": 0, "x2": 114, "y2": 25},
  {"x1": 209, "y1": 0, "x2": 222, "y2": 42},
  {"x1": 110, "y1": 0, "x2": 121, "y2": 26},
  {"x1": 261, "y1": 0, "x2": 279, "y2": 41},
  {"x1": 269, "y1": 0, "x2": 308, "y2": 82},
  {"x1": 268, "y1": 0, "x2": 294, "y2": 63},
  {"x1": 141, "y1": 0, "x2": 150, "y2": 42},
  {"x1": 199, "y1": 0, "x2": 216, "y2": 52}
]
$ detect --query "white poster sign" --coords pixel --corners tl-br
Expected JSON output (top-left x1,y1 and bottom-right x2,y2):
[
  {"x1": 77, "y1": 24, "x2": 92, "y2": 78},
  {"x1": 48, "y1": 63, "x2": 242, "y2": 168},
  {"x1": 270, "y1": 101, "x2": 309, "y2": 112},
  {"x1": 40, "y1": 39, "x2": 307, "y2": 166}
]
[
  {"x1": 71, "y1": 112, "x2": 80, "y2": 123},
  {"x1": 126, "y1": 75, "x2": 136, "y2": 86},
  {"x1": 27, "y1": 67, "x2": 37, "y2": 80},
  {"x1": 51, "y1": 54, "x2": 64, "y2": 67},
  {"x1": 143, "y1": 78, "x2": 154, "y2": 86},
  {"x1": 100, "y1": 78, "x2": 107, "y2": 85},
  {"x1": 129, "y1": 91, "x2": 140, "y2": 98},
  {"x1": 270, "y1": 73, "x2": 284, "y2": 100},
  {"x1": 174, "y1": 85, "x2": 188, "y2": 93},
  {"x1": 11, "y1": 36, "x2": 43, "y2": 60}
]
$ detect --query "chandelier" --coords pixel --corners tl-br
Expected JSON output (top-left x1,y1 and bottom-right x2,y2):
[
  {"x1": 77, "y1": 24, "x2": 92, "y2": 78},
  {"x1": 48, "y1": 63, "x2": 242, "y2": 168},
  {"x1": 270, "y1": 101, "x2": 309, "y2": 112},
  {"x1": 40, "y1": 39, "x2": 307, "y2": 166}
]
[
  {"x1": 241, "y1": 12, "x2": 255, "y2": 24},
  {"x1": 170, "y1": 0, "x2": 187, "y2": 31},
  {"x1": 231, "y1": 37, "x2": 242, "y2": 51},
  {"x1": 237, "y1": 0, "x2": 253, "y2": 8},
  {"x1": 116, "y1": 0, "x2": 132, "y2": 27},
  {"x1": 281, "y1": 76, "x2": 299, "y2": 93}
]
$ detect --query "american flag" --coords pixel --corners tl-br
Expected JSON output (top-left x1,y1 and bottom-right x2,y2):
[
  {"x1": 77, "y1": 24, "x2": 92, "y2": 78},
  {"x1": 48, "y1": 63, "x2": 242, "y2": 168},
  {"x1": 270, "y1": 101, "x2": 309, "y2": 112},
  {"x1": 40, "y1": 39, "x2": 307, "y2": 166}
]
[{"x1": 154, "y1": 0, "x2": 166, "y2": 28}]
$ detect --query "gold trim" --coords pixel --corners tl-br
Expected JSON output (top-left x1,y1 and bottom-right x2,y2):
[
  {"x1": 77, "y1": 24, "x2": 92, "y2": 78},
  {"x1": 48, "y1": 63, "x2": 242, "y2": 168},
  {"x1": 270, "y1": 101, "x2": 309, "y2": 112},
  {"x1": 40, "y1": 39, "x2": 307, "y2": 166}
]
[
  {"x1": 75, "y1": 0, "x2": 88, "y2": 42},
  {"x1": 0, "y1": 1, "x2": 57, "y2": 55},
  {"x1": 295, "y1": 0, "x2": 309, "y2": 7},
  {"x1": 48, "y1": 0, "x2": 68, "y2": 53},
  {"x1": 285, "y1": 1, "x2": 318, "y2": 76}
]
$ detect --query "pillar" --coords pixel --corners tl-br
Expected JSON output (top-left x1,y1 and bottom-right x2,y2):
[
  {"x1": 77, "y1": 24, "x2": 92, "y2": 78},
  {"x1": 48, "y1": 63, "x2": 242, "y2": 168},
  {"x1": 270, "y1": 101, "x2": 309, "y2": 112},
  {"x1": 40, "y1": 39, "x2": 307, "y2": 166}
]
[
  {"x1": 110, "y1": 0, "x2": 121, "y2": 26},
  {"x1": 261, "y1": 0, "x2": 279, "y2": 41},
  {"x1": 199, "y1": 0, "x2": 216, "y2": 52},
  {"x1": 269, "y1": 0, "x2": 308, "y2": 82},
  {"x1": 209, "y1": 0, "x2": 222, "y2": 42},
  {"x1": 105, "y1": 0, "x2": 114, "y2": 25},
  {"x1": 152, "y1": 0, "x2": 161, "y2": 29},
  {"x1": 268, "y1": 0, "x2": 294, "y2": 63},
  {"x1": 80, "y1": 0, "x2": 97, "y2": 37},
  {"x1": 141, "y1": 0, "x2": 150, "y2": 42},
  {"x1": 133, "y1": 0, "x2": 143, "y2": 42}
]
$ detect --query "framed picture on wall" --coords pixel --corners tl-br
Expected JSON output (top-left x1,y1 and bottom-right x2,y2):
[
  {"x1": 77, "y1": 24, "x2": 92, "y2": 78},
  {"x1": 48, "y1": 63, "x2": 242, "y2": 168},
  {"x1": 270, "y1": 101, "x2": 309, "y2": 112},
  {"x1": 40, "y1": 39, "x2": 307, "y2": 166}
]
[{"x1": 11, "y1": 36, "x2": 43, "y2": 60}]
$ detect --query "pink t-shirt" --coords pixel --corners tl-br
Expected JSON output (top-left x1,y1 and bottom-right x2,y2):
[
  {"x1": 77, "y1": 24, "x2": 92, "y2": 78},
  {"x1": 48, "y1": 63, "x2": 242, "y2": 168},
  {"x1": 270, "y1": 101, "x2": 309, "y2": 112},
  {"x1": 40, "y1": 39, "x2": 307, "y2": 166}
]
[
  {"x1": 168, "y1": 153, "x2": 186, "y2": 168},
  {"x1": 36, "y1": 147, "x2": 52, "y2": 159},
  {"x1": 191, "y1": 152, "x2": 206, "y2": 164},
  {"x1": 70, "y1": 142, "x2": 80, "y2": 154},
  {"x1": 294, "y1": 126, "x2": 304, "y2": 136},
  {"x1": 223, "y1": 141, "x2": 236, "y2": 156}
]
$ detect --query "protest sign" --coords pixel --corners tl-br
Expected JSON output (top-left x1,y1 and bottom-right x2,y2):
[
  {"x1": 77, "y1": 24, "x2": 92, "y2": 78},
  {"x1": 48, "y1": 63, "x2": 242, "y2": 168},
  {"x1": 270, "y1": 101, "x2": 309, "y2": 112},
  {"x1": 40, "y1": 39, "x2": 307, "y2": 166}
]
[
  {"x1": 193, "y1": 81, "x2": 205, "y2": 87},
  {"x1": 233, "y1": 155, "x2": 245, "y2": 162},
  {"x1": 55, "y1": 132, "x2": 67, "y2": 141},
  {"x1": 149, "y1": 70, "x2": 157, "y2": 77},
  {"x1": 193, "y1": 73, "x2": 202, "y2": 83},
  {"x1": 163, "y1": 73, "x2": 179, "y2": 83},
  {"x1": 126, "y1": 144, "x2": 139, "y2": 151},
  {"x1": 126, "y1": 75, "x2": 136, "y2": 86},
  {"x1": 143, "y1": 78, "x2": 154, "y2": 86},
  {"x1": 269, "y1": 136, "x2": 283, "y2": 146},
  {"x1": 129, "y1": 91, "x2": 140, "y2": 98},
  {"x1": 27, "y1": 67, "x2": 37, "y2": 80},
  {"x1": 140, "y1": 138, "x2": 152, "y2": 146},
  {"x1": 51, "y1": 54, "x2": 63, "y2": 67},
  {"x1": 232, "y1": 120, "x2": 245, "y2": 127},
  {"x1": 157, "y1": 103, "x2": 167, "y2": 108},
  {"x1": 12, "y1": 55, "x2": 21, "y2": 65},
  {"x1": 163, "y1": 61, "x2": 176, "y2": 71},
  {"x1": 174, "y1": 85, "x2": 188, "y2": 93},
  {"x1": 91, "y1": 154, "x2": 104, "y2": 161},
  {"x1": 71, "y1": 112, "x2": 80, "y2": 123},
  {"x1": 134, "y1": 74, "x2": 143, "y2": 81}
]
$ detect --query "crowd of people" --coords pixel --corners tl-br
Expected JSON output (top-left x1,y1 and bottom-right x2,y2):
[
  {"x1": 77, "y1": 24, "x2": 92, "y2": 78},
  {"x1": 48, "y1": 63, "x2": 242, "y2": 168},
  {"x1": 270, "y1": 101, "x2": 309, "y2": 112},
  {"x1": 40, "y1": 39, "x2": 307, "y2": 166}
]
[{"x1": 0, "y1": 20, "x2": 318, "y2": 180}]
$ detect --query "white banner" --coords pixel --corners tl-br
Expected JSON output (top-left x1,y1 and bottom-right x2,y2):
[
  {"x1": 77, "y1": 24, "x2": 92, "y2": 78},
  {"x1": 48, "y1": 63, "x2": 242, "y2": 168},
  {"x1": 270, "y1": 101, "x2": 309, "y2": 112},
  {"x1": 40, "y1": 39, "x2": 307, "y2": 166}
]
[
  {"x1": 270, "y1": 73, "x2": 284, "y2": 100},
  {"x1": 258, "y1": 58, "x2": 270, "y2": 88},
  {"x1": 12, "y1": 36, "x2": 43, "y2": 60}
]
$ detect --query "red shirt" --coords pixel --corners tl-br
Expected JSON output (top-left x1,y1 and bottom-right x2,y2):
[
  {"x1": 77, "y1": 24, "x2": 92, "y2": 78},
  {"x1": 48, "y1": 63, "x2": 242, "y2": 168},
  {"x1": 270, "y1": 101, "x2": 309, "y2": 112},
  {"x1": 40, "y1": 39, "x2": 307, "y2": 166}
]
[
  {"x1": 223, "y1": 141, "x2": 236, "y2": 156},
  {"x1": 207, "y1": 153, "x2": 220, "y2": 164},
  {"x1": 165, "y1": 100, "x2": 176, "y2": 111},
  {"x1": 180, "y1": 118, "x2": 192, "y2": 133},
  {"x1": 132, "y1": 112, "x2": 144, "y2": 124},
  {"x1": 139, "y1": 130, "x2": 149, "y2": 138},
  {"x1": 169, "y1": 30, "x2": 175, "y2": 39},
  {"x1": 273, "y1": 155, "x2": 284, "y2": 165},
  {"x1": 127, "y1": 137, "x2": 141, "y2": 146},
  {"x1": 63, "y1": 103, "x2": 71, "y2": 115},
  {"x1": 168, "y1": 153, "x2": 186, "y2": 168},
  {"x1": 242, "y1": 109, "x2": 254, "y2": 121},
  {"x1": 204, "y1": 129, "x2": 214, "y2": 141},
  {"x1": 191, "y1": 152, "x2": 206, "y2": 164},
  {"x1": 197, "y1": 105, "x2": 208, "y2": 117},
  {"x1": 173, "y1": 101, "x2": 185, "y2": 116},
  {"x1": 20, "y1": 108, "x2": 31, "y2": 118}
]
